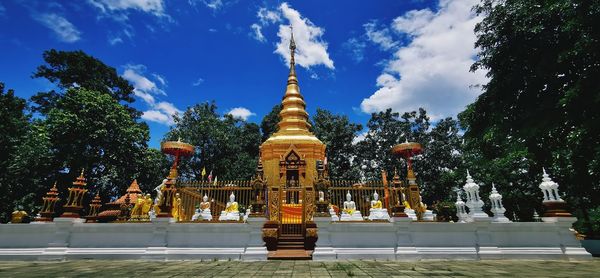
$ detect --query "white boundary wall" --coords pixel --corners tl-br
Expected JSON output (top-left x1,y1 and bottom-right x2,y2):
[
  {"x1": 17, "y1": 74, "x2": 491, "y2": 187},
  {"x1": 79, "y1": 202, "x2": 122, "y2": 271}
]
[
  {"x1": 313, "y1": 217, "x2": 591, "y2": 261},
  {"x1": 0, "y1": 217, "x2": 591, "y2": 261}
]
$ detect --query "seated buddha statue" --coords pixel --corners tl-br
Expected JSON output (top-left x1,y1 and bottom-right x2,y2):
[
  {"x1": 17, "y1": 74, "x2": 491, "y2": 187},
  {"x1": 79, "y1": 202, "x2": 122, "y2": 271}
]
[
  {"x1": 219, "y1": 192, "x2": 240, "y2": 221},
  {"x1": 199, "y1": 194, "x2": 212, "y2": 221},
  {"x1": 340, "y1": 191, "x2": 363, "y2": 221},
  {"x1": 368, "y1": 191, "x2": 390, "y2": 221}
]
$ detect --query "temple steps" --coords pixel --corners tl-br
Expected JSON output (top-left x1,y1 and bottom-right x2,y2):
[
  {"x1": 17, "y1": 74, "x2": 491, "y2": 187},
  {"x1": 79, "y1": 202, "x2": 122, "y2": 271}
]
[
  {"x1": 268, "y1": 234, "x2": 312, "y2": 260},
  {"x1": 268, "y1": 250, "x2": 313, "y2": 260}
]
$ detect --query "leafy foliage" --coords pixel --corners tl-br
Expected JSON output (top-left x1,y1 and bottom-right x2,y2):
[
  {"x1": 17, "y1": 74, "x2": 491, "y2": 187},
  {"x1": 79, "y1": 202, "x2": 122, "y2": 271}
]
[
  {"x1": 31, "y1": 49, "x2": 137, "y2": 116},
  {"x1": 463, "y1": 0, "x2": 600, "y2": 235},
  {"x1": 166, "y1": 102, "x2": 261, "y2": 181},
  {"x1": 312, "y1": 109, "x2": 363, "y2": 180},
  {"x1": 260, "y1": 104, "x2": 281, "y2": 142}
]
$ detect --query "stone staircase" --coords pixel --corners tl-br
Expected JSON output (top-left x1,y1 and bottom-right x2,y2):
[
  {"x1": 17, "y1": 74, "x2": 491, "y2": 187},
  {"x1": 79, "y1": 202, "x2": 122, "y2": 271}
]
[{"x1": 268, "y1": 235, "x2": 312, "y2": 260}]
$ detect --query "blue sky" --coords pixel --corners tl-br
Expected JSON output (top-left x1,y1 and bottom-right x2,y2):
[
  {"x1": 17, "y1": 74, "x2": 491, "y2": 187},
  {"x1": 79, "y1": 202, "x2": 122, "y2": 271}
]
[{"x1": 0, "y1": 0, "x2": 486, "y2": 148}]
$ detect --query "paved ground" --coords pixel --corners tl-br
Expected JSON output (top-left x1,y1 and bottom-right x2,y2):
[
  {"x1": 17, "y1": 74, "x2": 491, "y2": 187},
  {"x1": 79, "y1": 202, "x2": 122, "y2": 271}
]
[{"x1": 0, "y1": 259, "x2": 598, "y2": 277}]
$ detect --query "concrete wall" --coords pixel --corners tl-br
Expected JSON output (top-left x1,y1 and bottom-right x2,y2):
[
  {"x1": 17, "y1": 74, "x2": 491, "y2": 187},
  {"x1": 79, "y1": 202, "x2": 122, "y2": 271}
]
[
  {"x1": 312, "y1": 217, "x2": 592, "y2": 260},
  {"x1": 0, "y1": 217, "x2": 592, "y2": 261}
]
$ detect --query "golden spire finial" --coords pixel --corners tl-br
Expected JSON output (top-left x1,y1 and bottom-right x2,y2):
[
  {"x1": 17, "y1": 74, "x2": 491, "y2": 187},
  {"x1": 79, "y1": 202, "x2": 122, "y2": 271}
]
[
  {"x1": 79, "y1": 168, "x2": 85, "y2": 178},
  {"x1": 51, "y1": 181, "x2": 58, "y2": 190},
  {"x1": 288, "y1": 25, "x2": 297, "y2": 83}
]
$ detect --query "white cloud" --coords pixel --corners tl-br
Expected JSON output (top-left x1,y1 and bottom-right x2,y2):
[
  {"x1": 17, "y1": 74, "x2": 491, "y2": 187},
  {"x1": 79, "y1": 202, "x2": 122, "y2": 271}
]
[
  {"x1": 342, "y1": 37, "x2": 367, "y2": 63},
  {"x1": 199, "y1": 0, "x2": 223, "y2": 11},
  {"x1": 364, "y1": 21, "x2": 398, "y2": 51},
  {"x1": 142, "y1": 110, "x2": 171, "y2": 124},
  {"x1": 152, "y1": 73, "x2": 167, "y2": 86},
  {"x1": 35, "y1": 13, "x2": 81, "y2": 43},
  {"x1": 108, "y1": 35, "x2": 123, "y2": 45},
  {"x1": 360, "y1": 0, "x2": 488, "y2": 120},
  {"x1": 88, "y1": 0, "x2": 166, "y2": 17},
  {"x1": 257, "y1": 7, "x2": 281, "y2": 25},
  {"x1": 273, "y1": 3, "x2": 334, "y2": 70},
  {"x1": 353, "y1": 131, "x2": 368, "y2": 145},
  {"x1": 226, "y1": 107, "x2": 256, "y2": 120},
  {"x1": 250, "y1": 23, "x2": 266, "y2": 43},
  {"x1": 192, "y1": 77, "x2": 204, "y2": 86},
  {"x1": 121, "y1": 64, "x2": 180, "y2": 125}
]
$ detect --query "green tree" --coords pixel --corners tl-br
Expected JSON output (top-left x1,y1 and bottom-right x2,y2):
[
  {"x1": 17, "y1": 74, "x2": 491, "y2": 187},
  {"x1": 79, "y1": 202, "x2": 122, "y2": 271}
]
[
  {"x1": 354, "y1": 108, "x2": 430, "y2": 180},
  {"x1": 44, "y1": 88, "x2": 152, "y2": 197},
  {"x1": 166, "y1": 102, "x2": 261, "y2": 181},
  {"x1": 463, "y1": 0, "x2": 600, "y2": 234},
  {"x1": 260, "y1": 104, "x2": 281, "y2": 142},
  {"x1": 312, "y1": 108, "x2": 362, "y2": 180},
  {"x1": 31, "y1": 49, "x2": 137, "y2": 116},
  {"x1": 0, "y1": 83, "x2": 55, "y2": 222}
]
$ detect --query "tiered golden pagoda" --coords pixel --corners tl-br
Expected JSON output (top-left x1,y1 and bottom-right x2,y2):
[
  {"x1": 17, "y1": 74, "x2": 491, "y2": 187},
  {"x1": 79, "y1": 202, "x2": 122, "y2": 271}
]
[
  {"x1": 259, "y1": 28, "x2": 325, "y2": 200},
  {"x1": 61, "y1": 169, "x2": 88, "y2": 218},
  {"x1": 85, "y1": 193, "x2": 102, "y2": 223},
  {"x1": 35, "y1": 182, "x2": 61, "y2": 222}
]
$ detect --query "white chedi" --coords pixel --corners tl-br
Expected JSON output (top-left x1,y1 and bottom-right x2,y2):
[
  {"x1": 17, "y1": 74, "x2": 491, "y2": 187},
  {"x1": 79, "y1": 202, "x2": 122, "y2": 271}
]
[
  {"x1": 463, "y1": 170, "x2": 490, "y2": 221},
  {"x1": 455, "y1": 190, "x2": 470, "y2": 223},
  {"x1": 340, "y1": 191, "x2": 363, "y2": 221},
  {"x1": 367, "y1": 191, "x2": 390, "y2": 221},
  {"x1": 489, "y1": 183, "x2": 510, "y2": 222},
  {"x1": 539, "y1": 168, "x2": 563, "y2": 202},
  {"x1": 219, "y1": 192, "x2": 240, "y2": 221}
]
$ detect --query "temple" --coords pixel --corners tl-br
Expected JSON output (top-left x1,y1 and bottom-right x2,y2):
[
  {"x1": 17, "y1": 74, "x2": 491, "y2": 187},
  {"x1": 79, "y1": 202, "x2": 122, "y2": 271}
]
[{"x1": 0, "y1": 28, "x2": 592, "y2": 261}]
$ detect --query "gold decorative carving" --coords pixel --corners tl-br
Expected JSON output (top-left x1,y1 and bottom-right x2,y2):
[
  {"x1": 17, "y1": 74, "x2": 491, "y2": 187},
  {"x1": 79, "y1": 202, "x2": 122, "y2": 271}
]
[
  {"x1": 262, "y1": 228, "x2": 278, "y2": 238},
  {"x1": 306, "y1": 228, "x2": 318, "y2": 238},
  {"x1": 269, "y1": 188, "x2": 279, "y2": 221}
]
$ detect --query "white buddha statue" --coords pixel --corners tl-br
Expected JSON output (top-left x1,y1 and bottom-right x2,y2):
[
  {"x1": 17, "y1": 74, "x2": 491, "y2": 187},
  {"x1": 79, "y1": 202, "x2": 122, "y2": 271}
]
[
  {"x1": 368, "y1": 191, "x2": 390, "y2": 221},
  {"x1": 340, "y1": 191, "x2": 363, "y2": 221},
  {"x1": 199, "y1": 194, "x2": 212, "y2": 221},
  {"x1": 219, "y1": 192, "x2": 240, "y2": 221}
]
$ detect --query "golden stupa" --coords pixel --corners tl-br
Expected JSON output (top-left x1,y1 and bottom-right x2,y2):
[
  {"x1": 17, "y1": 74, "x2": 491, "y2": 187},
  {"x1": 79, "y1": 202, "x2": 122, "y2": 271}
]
[{"x1": 259, "y1": 29, "x2": 326, "y2": 190}]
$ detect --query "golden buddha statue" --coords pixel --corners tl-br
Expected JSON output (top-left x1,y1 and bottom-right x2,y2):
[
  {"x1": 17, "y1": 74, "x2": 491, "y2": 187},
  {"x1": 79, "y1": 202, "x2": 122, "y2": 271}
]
[
  {"x1": 172, "y1": 193, "x2": 183, "y2": 221},
  {"x1": 141, "y1": 194, "x2": 153, "y2": 216},
  {"x1": 130, "y1": 194, "x2": 145, "y2": 218}
]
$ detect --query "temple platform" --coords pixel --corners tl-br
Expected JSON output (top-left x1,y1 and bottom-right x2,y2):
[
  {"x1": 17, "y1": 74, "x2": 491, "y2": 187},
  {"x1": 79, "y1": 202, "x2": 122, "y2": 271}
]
[{"x1": 0, "y1": 217, "x2": 591, "y2": 261}]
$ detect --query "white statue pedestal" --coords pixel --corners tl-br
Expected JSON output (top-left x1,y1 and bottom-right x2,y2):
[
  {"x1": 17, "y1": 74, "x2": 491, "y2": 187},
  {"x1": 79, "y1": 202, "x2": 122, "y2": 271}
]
[
  {"x1": 404, "y1": 208, "x2": 417, "y2": 220},
  {"x1": 423, "y1": 210, "x2": 435, "y2": 221},
  {"x1": 201, "y1": 210, "x2": 213, "y2": 221},
  {"x1": 340, "y1": 211, "x2": 363, "y2": 221},
  {"x1": 368, "y1": 209, "x2": 390, "y2": 221},
  {"x1": 219, "y1": 211, "x2": 240, "y2": 221}
]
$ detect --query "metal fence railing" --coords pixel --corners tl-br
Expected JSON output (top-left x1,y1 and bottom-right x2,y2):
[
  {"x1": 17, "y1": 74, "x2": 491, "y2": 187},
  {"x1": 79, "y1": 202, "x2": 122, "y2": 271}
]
[{"x1": 177, "y1": 180, "x2": 254, "y2": 221}]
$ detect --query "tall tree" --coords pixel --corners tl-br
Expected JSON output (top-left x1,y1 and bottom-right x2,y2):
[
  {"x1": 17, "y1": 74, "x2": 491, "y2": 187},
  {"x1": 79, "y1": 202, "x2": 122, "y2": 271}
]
[
  {"x1": 166, "y1": 102, "x2": 261, "y2": 181},
  {"x1": 260, "y1": 104, "x2": 281, "y2": 142},
  {"x1": 463, "y1": 0, "x2": 600, "y2": 235},
  {"x1": 44, "y1": 88, "x2": 152, "y2": 197},
  {"x1": 31, "y1": 49, "x2": 137, "y2": 116},
  {"x1": 0, "y1": 83, "x2": 54, "y2": 222},
  {"x1": 312, "y1": 108, "x2": 362, "y2": 180}
]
